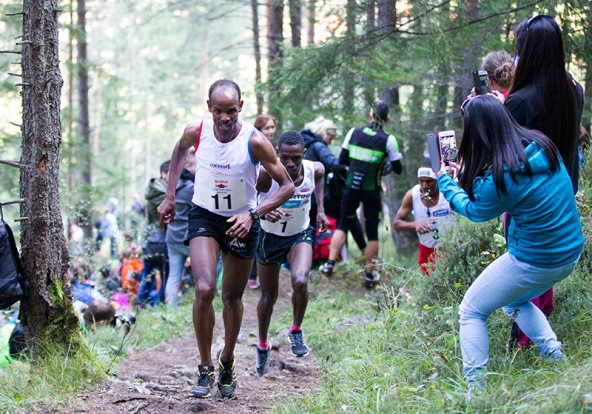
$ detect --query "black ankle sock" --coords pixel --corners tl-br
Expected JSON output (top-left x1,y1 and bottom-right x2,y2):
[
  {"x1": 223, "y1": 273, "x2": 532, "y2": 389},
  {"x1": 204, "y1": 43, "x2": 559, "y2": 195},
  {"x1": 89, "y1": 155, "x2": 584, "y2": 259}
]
[{"x1": 326, "y1": 260, "x2": 335, "y2": 267}]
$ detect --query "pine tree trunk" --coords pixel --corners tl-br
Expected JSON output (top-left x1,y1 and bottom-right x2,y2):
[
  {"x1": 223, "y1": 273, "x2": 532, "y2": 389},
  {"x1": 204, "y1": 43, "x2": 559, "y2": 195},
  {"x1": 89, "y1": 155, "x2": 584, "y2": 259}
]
[
  {"x1": 288, "y1": 0, "x2": 302, "y2": 48},
  {"x1": 20, "y1": 0, "x2": 85, "y2": 357},
  {"x1": 268, "y1": 0, "x2": 284, "y2": 121},
  {"x1": 76, "y1": 0, "x2": 93, "y2": 242},
  {"x1": 251, "y1": 0, "x2": 264, "y2": 114}
]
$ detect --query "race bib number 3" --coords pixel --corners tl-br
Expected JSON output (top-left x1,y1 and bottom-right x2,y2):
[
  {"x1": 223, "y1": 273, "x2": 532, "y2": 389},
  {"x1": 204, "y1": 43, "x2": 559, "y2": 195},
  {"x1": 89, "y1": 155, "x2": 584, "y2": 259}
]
[{"x1": 196, "y1": 173, "x2": 247, "y2": 212}]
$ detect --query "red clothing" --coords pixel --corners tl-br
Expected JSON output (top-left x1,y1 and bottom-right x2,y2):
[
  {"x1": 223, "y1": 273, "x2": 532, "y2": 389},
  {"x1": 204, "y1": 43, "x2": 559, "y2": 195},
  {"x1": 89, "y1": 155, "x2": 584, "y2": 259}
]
[{"x1": 418, "y1": 243, "x2": 437, "y2": 275}]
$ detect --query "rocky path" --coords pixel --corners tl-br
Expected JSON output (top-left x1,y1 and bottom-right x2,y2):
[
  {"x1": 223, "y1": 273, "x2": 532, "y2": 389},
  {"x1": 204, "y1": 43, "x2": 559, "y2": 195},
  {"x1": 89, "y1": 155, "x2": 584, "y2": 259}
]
[{"x1": 52, "y1": 269, "x2": 321, "y2": 414}]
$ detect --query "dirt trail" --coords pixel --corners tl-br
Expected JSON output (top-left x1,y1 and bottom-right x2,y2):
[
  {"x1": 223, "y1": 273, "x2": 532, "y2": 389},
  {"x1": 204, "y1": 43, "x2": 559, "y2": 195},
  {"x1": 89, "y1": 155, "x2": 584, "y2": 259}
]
[{"x1": 54, "y1": 269, "x2": 321, "y2": 414}]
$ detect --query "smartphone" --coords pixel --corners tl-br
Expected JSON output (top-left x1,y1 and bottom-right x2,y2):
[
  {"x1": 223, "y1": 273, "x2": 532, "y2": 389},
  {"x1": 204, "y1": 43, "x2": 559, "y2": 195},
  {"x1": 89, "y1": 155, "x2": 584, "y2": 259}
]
[
  {"x1": 426, "y1": 132, "x2": 441, "y2": 173},
  {"x1": 472, "y1": 70, "x2": 492, "y2": 95},
  {"x1": 438, "y1": 130, "x2": 457, "y2": 166}
]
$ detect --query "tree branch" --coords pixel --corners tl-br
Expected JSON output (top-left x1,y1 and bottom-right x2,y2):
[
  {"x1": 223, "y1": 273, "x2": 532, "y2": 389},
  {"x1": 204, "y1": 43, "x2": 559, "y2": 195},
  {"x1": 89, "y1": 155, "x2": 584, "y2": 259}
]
[
  {"x1": 0, "y1": 159, "x2": 24, "y2": 168},
  {"x1": 0, "y1": 199, "x2": 25, "y2": 207},
  {"x1": 0, "y1": 50, "x2": 22, "y2": 55}
]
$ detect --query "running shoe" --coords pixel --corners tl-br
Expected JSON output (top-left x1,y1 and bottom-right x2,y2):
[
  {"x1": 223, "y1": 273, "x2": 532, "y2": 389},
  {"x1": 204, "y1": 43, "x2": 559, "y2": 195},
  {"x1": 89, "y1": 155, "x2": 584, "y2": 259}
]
[
  {"x1": 247, "y1": 279, "x2": 260, "y2": 289},
  {"x1": 189, "y1": 365, "x2": 215, "y2": 398},
  {"x1": 218, "y1": 357, "x2": 237, "y2": 398},
  {"x1": 288, "y1": 330, "x2": 309, "y2": 357},
  {"x1": 255, "y1": 346, "x2": 271, "y2": 377},
  {"x1": 319, "y1": 262, "x2": 333, "y2": 276},
  {"x1": 364, "y1": 271, "x2": 380, "y2": 289}
]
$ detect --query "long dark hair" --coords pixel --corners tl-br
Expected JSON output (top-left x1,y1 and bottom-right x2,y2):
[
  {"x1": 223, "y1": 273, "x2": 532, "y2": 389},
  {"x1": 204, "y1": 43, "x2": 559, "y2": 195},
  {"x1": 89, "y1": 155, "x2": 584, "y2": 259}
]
[
  {"x1": 508, "y1": 16, "x2": 577, "y2": 164},
  {"x1": 458, "y1": 96, "x2": 560, "y2": 200}
]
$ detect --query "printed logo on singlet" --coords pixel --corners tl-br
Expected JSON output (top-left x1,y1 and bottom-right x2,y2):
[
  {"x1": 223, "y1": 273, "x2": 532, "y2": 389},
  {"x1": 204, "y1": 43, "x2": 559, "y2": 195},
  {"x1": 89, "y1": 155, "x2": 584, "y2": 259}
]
[
  {"x1": 432, "y1": 209, "x2": 451, "y2": 218},
  {"x1": 210, "y1": 163, "x2": 231, "y2": 170}
]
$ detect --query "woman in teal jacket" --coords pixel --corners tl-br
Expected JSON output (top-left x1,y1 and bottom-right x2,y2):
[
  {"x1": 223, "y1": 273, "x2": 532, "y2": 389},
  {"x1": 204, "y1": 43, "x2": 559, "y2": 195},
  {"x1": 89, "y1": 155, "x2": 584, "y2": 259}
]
[{"x1": 437, "y1": 96, "x2": 583, "y2": 395}]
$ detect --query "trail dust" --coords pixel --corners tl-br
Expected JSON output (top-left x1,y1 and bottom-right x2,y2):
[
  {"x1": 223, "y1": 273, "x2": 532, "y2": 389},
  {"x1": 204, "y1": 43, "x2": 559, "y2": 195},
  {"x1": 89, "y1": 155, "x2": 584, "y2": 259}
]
[{"x1": 47, "y1": 268, "x2": 321, "y2": 414}]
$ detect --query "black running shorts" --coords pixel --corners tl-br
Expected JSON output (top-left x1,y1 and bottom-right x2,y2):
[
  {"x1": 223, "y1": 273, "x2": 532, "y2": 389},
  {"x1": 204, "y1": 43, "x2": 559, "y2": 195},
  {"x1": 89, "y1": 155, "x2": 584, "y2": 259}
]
[
  {"x1": 185, "y1": 204, "x2": 259, "y2": 259},
  {"x1": 256, "y1": 226, "x2": 315, "y2": 265}
]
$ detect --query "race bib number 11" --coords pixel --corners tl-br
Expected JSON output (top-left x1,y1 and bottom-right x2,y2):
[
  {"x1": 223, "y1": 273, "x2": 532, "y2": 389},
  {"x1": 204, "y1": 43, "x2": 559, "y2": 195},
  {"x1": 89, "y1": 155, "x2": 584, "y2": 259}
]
[{"x1": 196, "y1": 173, "x2": 247, "y2": 212}]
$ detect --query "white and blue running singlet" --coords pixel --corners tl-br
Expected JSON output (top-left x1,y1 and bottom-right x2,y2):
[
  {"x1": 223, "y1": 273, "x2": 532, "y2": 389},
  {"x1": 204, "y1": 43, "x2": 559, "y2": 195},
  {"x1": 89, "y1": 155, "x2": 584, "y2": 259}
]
[
  {"x1": 411, "y1": 184, "x2": 454, "y2": 248},
  {"x1": 258, "y1": 160, "x2": 315, "y2": 236}
]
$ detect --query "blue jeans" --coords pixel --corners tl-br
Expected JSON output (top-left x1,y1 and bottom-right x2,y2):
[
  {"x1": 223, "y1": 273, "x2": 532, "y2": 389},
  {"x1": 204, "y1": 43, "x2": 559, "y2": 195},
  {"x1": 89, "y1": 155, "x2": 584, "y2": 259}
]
[
  {"x1": 165, "y1": 243, "x2": 189, "y2": 307},
  {"x1": 137, "y1": 255, "x2": 168, "y2": 307},
  {"x1": 459, "y1": 252, "x2": 578, "y2": 383}
]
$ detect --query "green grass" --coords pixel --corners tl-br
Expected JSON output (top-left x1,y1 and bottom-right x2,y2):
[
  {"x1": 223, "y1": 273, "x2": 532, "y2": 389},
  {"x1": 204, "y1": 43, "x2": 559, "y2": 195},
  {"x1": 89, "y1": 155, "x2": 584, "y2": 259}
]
[{"x1": 274, "y1": 163, "x2": 592, "y2": 413}]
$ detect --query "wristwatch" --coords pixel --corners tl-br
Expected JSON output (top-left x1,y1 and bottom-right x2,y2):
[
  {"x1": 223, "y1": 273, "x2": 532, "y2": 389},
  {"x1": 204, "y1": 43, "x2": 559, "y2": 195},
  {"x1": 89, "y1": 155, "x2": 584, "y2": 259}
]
[{"x1": 249, "y1": 208, "x2": 260, "y2": 222}]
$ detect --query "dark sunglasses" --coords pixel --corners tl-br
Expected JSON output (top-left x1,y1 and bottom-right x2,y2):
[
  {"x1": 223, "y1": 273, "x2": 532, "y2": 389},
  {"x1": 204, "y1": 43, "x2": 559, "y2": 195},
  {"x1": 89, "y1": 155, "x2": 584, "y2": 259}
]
[
  {"x1": 460, "y1": 98, "x2": 471, "y2": 115},
  {"x1": 526, "y1": 14, "x2": 554, "y2": 29}
]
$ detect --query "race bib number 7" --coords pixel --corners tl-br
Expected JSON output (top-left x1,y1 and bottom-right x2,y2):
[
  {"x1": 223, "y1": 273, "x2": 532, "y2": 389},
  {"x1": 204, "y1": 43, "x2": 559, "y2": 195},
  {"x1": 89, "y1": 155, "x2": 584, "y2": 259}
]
[{"x1": 196, "y1": 173, "x2": 247, "y2": 212}]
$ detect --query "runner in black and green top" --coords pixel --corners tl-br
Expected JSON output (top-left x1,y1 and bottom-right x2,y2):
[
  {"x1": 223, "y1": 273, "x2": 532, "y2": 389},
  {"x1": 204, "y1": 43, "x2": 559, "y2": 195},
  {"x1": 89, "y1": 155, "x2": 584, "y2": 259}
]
[{"x1": 320, "y1": 100, "x2": 403, "y2": 288}]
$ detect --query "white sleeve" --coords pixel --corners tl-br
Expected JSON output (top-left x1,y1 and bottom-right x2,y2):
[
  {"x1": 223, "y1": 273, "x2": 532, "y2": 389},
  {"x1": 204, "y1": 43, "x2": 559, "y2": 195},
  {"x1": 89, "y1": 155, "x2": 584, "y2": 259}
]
[
  {"x1": 386, "y1": 135, "x2": 403, "y2": 161},
  {"x1": 342, "y1": 128, "x2": 355, "y2": 150}
]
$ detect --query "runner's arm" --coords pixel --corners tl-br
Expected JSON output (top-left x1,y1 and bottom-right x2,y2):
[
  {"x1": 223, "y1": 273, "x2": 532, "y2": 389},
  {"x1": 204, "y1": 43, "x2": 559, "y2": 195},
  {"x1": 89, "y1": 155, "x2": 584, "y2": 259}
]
[
  {"x1": 313, "y1": 161, "x2": 329, "y2": 232},
  {"x1": 157, "y1": 124, "x2": 198, "y2": 228}
]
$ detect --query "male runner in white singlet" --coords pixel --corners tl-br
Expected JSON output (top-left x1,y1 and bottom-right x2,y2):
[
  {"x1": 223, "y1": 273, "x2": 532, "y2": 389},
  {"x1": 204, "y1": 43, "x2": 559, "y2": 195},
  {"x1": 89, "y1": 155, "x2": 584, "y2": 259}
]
[
  {"x1": 254, "y1": 130, "x2": 329, "y2": 376},
  {"x1": 158, "y1": 80, "x2": 294, "y2": 399}
]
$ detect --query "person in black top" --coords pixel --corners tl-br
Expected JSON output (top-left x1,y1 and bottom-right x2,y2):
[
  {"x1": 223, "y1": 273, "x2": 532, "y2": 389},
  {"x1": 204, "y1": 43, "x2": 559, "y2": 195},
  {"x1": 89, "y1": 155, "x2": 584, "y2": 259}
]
[{"x1": 320, "y1": 101, "x2": 403, "y2": 288}]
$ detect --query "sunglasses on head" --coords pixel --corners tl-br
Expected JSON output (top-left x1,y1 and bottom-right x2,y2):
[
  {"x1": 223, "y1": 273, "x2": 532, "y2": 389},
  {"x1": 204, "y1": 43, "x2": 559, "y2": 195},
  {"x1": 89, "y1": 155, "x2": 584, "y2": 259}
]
[
  {"x1": 460, "y1": 98, "x2": 472, "y2": 116},
  {"x1": 526, "y1": 14, "x2": 554, "y2": 29}
]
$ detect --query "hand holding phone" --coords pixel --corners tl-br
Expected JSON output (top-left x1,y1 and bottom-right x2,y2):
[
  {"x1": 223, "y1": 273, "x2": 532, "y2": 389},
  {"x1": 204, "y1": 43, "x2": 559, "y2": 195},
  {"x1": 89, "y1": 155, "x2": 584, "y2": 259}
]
[
  {"x1": 472, "y1": 70, "x2": 492, "y2": 95},
  {"x1": 426, "y1": 130, "x2": 458, "y2": 173}
]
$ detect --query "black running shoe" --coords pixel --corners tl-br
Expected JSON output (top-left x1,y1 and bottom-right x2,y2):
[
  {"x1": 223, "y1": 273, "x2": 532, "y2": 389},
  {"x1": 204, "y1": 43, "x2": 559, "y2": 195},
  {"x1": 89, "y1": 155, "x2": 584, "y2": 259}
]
[
  {"x1": 364, "y1": 272, "x2": 380, "y2": 289},
  {"x1": 218, "y1": 357, "x2": 237, "y2": 398},
  {"x1": 288, "y1": 330, "x2": 309, "y2": 357},
  {"x1": 255, "y1": 346, "x2": 270, "y2": 377},
  {"x1": 189, "y1": 365, "x2": 215, "y2": 398},
  {"x1": 506, "y1": 321, "x2": 519, "y2": 352}
]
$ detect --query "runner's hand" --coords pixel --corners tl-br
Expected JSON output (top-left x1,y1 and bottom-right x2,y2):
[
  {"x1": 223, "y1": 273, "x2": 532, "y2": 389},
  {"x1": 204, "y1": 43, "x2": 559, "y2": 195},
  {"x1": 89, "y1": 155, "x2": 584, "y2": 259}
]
[
  {"x1": 157, "y1": 197, "x2": 176, "y2": 230},
  {"x1": 317, "y1": 212, "x2": 330, "y2": 233},
  {"x1": 226, "y1": 212, "x2": 253, "y2": 239},
  {"x1": 264, "y1": 209, "x2": 283, "y2": 223}
]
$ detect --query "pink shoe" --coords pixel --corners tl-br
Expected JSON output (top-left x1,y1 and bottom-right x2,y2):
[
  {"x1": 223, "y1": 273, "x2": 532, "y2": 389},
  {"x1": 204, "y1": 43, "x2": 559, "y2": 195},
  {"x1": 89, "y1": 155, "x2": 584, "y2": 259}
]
[{"x1": 247, "y1": 279, "x2": 259, "y2": 289}]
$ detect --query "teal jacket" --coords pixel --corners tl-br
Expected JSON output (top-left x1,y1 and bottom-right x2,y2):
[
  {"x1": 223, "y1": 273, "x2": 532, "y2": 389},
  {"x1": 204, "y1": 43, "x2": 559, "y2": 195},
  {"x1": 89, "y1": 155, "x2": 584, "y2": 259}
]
[{"x1": 438, "y1": 142, "x2": 583, "y2": 268}]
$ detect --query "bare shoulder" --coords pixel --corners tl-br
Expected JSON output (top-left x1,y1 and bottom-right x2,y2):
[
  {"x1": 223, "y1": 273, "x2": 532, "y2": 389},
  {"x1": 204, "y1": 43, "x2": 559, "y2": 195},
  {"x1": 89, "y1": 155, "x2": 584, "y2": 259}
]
[
  {"x1": 313, "y1": 161, "x2": 325, "y2": 176},
  {"x1": 250, "y1": 129, "x2": 275, "y2": 162},
  {"x1": 179, "y1": 122, "x2": 202, "y2": 149}
]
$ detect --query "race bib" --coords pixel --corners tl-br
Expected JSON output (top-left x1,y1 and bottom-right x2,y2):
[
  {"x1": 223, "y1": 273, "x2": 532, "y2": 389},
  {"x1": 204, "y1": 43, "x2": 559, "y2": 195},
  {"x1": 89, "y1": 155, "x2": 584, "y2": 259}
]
[
  {"x1": 263, "y1": 199, "x2": 307, "y2": 235},
  {"x1": 417, "y1": 216, "x2": 444, "y2": 247},
  {"x1": 196, "y1": 172, "x2": 247, "y2": 212}
]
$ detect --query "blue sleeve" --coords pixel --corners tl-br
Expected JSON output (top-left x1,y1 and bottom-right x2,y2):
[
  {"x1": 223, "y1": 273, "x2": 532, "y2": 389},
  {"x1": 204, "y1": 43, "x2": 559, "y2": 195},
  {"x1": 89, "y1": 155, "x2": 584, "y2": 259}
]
[
  {"x1": 437, "y1": 173, "x2": 513, "y2": 222},
  {"x1": 315, "y1": 142, "x2": 346, "y2": 174}
]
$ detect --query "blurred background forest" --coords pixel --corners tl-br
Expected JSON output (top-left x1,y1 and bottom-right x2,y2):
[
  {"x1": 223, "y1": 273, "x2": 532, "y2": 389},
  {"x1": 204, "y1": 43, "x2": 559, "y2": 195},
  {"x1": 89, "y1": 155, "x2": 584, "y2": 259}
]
[{"x1": 1, "y1": 0, "x2": 590, "y2": 247}]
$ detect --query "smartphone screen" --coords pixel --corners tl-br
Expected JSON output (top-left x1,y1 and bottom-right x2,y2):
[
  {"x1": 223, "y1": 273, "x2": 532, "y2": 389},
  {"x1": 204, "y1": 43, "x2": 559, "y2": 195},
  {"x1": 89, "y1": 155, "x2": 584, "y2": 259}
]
[
  {"x1": 437, "y1": 130, "x2": 457, "y2": 165},
  {"x1": 472, "y1": 70, "x2": 492, "y2": 95}
]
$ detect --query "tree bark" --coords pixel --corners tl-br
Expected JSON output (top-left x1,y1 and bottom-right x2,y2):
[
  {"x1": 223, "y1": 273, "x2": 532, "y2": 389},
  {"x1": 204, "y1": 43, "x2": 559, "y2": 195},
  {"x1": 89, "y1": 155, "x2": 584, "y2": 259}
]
[
  {"x1": 251, "y1": 0, "x2": 264, "y2": 114},
  {"x1": 288, "y1": 0, "x2": 302, "y2": 48},
  {"x1": 20, "y1": 0, "x2": 85, "y2": 357},
  {"x1": 268, "y1": 0, "x2": 284, "y2": 121},
  {"x1": 343, "y1": 0, "x2": 356, "y2": 125},
  {"x1": 76, "y1": 0, "x2": 93, "y2": 242},
  {"x1": 306, "y1": 0, "x2": 315, "y2": 45}
]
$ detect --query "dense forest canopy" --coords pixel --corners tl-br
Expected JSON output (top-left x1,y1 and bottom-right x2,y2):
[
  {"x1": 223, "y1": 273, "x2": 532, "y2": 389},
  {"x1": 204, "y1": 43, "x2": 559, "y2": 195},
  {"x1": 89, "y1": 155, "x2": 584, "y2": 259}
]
[{"x1": 1, "y1": 0, "x2": 590, "y2": 233}]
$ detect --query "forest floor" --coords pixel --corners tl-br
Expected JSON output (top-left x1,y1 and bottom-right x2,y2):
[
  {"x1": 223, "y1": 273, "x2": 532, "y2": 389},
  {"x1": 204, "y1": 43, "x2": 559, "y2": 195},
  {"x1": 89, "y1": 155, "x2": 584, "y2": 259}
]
[{"x1": 44, "y1": 268, "x2": 321, "y2": 414}]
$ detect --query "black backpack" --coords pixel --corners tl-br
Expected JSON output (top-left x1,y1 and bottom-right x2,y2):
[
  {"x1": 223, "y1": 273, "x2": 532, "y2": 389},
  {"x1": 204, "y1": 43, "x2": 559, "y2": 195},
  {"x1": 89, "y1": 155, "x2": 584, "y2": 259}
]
[{"x1": 0, "y1": 209, "x2": 26, "y2": 309}]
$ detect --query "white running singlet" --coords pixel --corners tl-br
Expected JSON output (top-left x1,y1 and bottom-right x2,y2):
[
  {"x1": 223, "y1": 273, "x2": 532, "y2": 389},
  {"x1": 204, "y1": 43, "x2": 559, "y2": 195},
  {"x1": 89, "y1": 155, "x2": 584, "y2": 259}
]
[
  {"x1": 258, "y1": 160, "x2": 315, "y2": 236},
  {"x1": 192, "y1": 119, "x2": 259, "y2": 217},
  {"x1": 411, "y1": 184, "x2": 454, "y2": 248}
]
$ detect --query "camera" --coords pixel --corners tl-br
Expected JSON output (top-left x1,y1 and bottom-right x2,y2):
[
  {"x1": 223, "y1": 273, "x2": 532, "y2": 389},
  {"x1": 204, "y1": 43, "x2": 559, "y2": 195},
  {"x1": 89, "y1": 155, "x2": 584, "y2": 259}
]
[{"x1": 473, "y1": 70, "x2": 492, "y2": 95}]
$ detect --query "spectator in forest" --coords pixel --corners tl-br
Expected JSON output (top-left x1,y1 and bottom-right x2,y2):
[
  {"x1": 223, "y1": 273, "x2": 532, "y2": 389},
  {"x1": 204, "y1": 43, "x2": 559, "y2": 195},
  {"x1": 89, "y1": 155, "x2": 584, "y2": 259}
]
[
  {"x1": 438, "y1": 95, "x2": 582, "y2": 399},
  {"x1": 157, "y1": 79, "x2": 294, "y2": 399},
  {"x1": 138, "y1": 161, "x2": 170, "y2": 307},
  {"x1": 254, "y1": 114, "x2": 277, "y2": 144},
  {"x1": 320, "y1": 101, "x2": 403, "y2": 288},
  {"x1": 95, "y1": 205, "x2": 119, "y2": 258},
  {"x1": 164, "y1": 152, "x2": 196, "y2": 306},
  {"x1": 393, "y1": 167, "x2": 454, "y2": 275},
  {"x1": 501, "y1": 15, "x2": 584, "y2": 350},
  {"x1": 254, "y1": 130, "x2": 329, "y2": 376},
  {"x1": 480, "y1": 50, "x2": 515, "y2": 99},
  {"x1": 247, "y1": 114, "x2": 279, "y2": 290},
  {"x1": 301, "y1": 117, "x2": 367, "y2": 259}
]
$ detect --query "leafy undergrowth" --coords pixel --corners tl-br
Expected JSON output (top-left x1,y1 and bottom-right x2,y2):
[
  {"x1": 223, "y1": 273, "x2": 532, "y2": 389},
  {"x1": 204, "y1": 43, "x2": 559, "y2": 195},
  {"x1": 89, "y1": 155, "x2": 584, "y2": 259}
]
[{"x1": 276, "y1": 161, "x2": 592, "y2": 413}]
